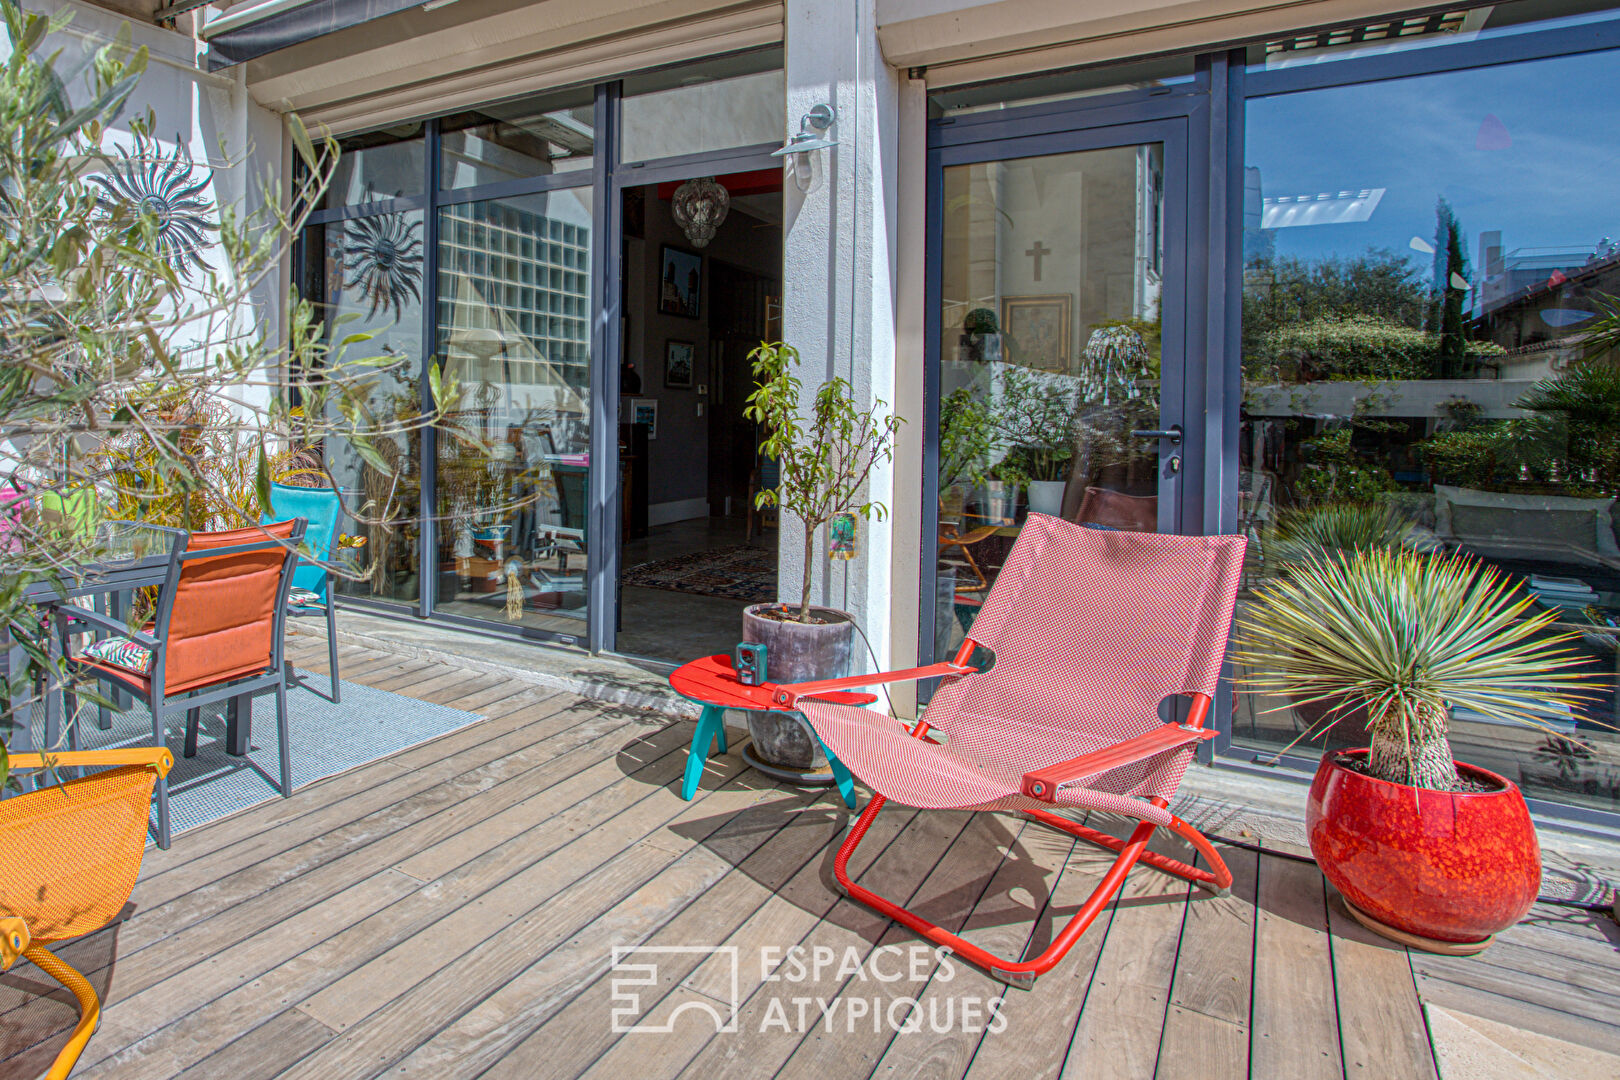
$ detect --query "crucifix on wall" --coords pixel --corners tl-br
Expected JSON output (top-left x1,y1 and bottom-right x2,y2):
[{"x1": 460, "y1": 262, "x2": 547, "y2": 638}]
[{"x1": 1025, "y1": 240, "x2": 1051, "y2": 282}]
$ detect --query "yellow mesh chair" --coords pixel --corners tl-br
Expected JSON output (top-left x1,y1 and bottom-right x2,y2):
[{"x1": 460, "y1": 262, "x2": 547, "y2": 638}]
[{"x1": 0, "y1": 747, "x2": 173, "y2": 1079}]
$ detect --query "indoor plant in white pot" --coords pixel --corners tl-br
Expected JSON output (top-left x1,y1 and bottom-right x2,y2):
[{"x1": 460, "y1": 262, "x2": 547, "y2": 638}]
[
  {"x1": 742, "y1": 341, "x2": 902, "y2": 782},
  {"x1": 992, "y1": 367, "x2": 1078, "y2": 517},
  {"x1": 1235, "y1": 548, "x2": 1595, "y2": 953}
]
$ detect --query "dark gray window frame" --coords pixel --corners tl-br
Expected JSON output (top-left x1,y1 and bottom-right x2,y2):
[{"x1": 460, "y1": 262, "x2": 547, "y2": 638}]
[
  {"x1": 299, "y1": 69, "x2": 788, "y2": 658},
  {"x1": 923, "y1": 11, "x2": 1620, "y2": 833},
  {"x1": 301, "y1": 102, "x2": 605, "y2": 650}
]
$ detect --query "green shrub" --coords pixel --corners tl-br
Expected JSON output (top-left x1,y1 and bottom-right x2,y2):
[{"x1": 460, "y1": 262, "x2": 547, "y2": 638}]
[{"x1": 1260, "y1": 315, "x2": 1507, "y2": 382}]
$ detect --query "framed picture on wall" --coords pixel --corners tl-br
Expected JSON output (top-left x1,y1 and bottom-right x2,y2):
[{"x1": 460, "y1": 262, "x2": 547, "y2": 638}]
[
  {"x1": 630, "y1": 398, "x2": 659, "y2": 440},
  {"x1": 665, "y1": 340, "x2": 695, "y2": 388},
  {"x1": 659, "y1": 245, "x2": 702, "y2": 318},
  {"x1": 1000, "y1": 294, "x2": 1072, "y2": 371}
]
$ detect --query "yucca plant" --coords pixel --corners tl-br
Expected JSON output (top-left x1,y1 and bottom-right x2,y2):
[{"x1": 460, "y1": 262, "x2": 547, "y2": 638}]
[
  {"x1": 1268, "y1": 502, "x2": 1422, "y2": 566},
  {"x1": 1234, "y1": 548, "x2": 1596, "y2": 791}
]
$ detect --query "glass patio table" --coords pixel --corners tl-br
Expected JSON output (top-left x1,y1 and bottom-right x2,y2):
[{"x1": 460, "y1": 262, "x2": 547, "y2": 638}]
[{"x1": 7, "y1": 522, "x2": 180, "y2": 764}]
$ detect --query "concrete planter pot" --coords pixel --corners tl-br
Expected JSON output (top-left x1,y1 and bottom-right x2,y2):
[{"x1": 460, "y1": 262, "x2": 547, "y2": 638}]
[
  {"x1": 982, "y1": 482, "x2": 1017, "y2": 525},
  {"x1": 1027, "y1": 480, "x2": 1065, "y2": 517},
  {"x1": 740, "y1": 603, "x2": 856, "y2": 785}
]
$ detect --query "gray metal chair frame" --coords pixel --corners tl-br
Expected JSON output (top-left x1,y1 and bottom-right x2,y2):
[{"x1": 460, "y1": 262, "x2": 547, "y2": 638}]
[{"x1": 58, "y1": 519, "x2": 307, "y2": 848}]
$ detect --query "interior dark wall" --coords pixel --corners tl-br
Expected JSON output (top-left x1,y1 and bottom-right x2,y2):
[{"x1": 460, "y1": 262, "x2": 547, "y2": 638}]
[{"x1": 625, "y1": 188, "x2": 780, "y2": 514}]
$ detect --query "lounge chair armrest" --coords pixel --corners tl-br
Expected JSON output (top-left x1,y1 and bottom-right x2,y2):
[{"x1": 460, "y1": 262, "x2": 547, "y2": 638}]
[
  {"x1": 1021, "y1": 723, "x2": 1215, "y2": 802},
  {"x1": 7, "y1": 747, "x2": 175, "y2": 778},
  {"x1": 770, "y1": 660, "x2": 977, "y2": 708},
  {"x1": 52, "y1": 604, "x2": 160, "y2": 647}
]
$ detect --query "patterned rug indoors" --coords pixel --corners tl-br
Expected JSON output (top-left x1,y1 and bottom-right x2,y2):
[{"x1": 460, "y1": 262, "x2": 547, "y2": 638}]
[
  {"x1": 621, "y1": 544, "x2": 777, "y2": 603},
  {"x1": 53, "y1": 672, "x2": 486, "y2": 840}
]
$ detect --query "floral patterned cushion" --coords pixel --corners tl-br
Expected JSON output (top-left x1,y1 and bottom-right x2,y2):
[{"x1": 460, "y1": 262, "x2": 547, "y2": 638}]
[
  {"x1": 82, "y1": 635, "x2": 153, "y2": 675},
  {"x1": 288, "y1": 587, "x2": 323, "y2": 608}
]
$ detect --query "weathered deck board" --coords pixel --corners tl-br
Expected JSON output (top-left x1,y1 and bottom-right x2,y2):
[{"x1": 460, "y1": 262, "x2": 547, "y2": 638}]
[
  {"x1": 771, "y1": 812, "x2": 1034, "y2": 1080},
  {"x1": 1061, "y1": 828, "x2": 1194, "y2": 1080},
  {"x1": 5, "y1": 633, "x2": 1618, "y2": 1080},
  {"x1": 540, "y1": 804, "x2": 923, "y2": 1080},
  {"x1": 961, "y1": 820, "x2": 1119, "y2": 1080},
  {"x1": 1326, "y1": 894, "x2": 1440, "y2": 1079},
  {"x1": 1248, "y1": 846, "x2": 1342, "y2": 1080},
  {"x1": 75, "y1": 726, "x2": 702, "y2": 1080},
  {"x1": 1154, "y1": 844, "x2": 1259, "y2": 1080},
  {"x1": 676, "y1": 810, "x2": 977, "y2": 1080}
]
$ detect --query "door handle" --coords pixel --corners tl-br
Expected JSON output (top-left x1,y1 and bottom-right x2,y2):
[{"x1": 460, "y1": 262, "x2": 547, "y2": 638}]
[{"x1": 1130, "y1": 425, "x2": 1183, "y2": 445}]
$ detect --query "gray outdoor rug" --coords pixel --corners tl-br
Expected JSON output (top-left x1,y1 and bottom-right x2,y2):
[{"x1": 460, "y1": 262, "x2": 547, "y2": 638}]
[{"x1": 56, "y1": 673, "x2": 486, "y2": 838}]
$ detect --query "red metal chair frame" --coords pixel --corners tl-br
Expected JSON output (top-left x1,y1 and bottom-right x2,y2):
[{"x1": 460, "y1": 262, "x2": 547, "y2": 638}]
[{"x1": 766, "y1": 624, "x2": 1237, "y2": 988}]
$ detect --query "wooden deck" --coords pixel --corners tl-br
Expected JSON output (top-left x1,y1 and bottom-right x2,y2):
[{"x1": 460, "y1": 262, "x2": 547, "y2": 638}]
[{"x1": 3, "y1": 635, "x2": 1619, "y2": 1080}]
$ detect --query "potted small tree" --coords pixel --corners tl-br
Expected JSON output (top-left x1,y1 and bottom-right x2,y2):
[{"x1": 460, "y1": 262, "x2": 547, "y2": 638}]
[
  {"x1": 939, "y1": 388, "x2": 993, "y2": 521},
  {"x1": 1235, "y1": 549, "x2": 1595, "y2": 953},
  {"x1": 742, "y1": 342, "x2": 902, "y2": 781}
]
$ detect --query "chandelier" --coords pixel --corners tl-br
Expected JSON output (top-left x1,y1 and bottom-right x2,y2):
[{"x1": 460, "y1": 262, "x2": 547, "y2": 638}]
[{"x1": 671, "y1": 176, "x2": 730, "y2": 248}]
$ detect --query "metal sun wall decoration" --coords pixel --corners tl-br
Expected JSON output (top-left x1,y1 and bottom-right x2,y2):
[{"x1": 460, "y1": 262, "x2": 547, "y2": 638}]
[
  {"x1": 342, "y1": 206, "x2": 424, "y2": 319},
  {"x1": 89, "y1": 132, "x2": 216, "y2": 279}
]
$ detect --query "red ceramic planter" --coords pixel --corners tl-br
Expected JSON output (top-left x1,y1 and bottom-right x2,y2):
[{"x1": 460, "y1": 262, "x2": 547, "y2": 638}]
[{"x1": 1306, "y1": 749, "x2": 1540, "y2": 952}]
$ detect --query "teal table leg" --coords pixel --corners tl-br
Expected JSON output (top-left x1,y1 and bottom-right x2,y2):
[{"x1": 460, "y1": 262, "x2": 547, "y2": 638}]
[
  {"x1": 824, "y1": 743, "x2": 858, "y2": 810},
  {"x1": 681, "y1": 705, "x2": 726, "y2": 801}
]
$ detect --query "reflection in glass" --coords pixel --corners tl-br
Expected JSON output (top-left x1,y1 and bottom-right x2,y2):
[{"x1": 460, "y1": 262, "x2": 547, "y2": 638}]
[
  {"x1": 930, "y1": 56, "x2": 1196, "y2": 117},
  {"x1": 432, "y1": 188, "x2": 593, "y2": 636},
  {"x1": 1245, "y1": 1, "x2": 1620, "y2": 69},
  {"x1": 319, "y1": 126, "x2": 425, "y2": 209},
  {"x1": 935, "y1": 146, "x2": 1164, "y2": 659},
  {"x1": 300, "y1": 210, "x2": 427, "y2": 604},
  {"x1": 621, "y1": 68, "x2": 783, "y2": 163},
  {"x1": 440, "y1": 90, "x2": 595, "y2": 189},
  {"x1": 1236, "y1": 48, "x2": 1620, "y2": 813}
]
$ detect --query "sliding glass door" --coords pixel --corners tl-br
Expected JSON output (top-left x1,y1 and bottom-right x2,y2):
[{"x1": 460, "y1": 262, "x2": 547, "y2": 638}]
[
  {"x1": 432, "y1": 188, "x2": 595, "y2": 636},
  {"x1": 297, "y1": 51, "x2": 785, "y2": 652}
]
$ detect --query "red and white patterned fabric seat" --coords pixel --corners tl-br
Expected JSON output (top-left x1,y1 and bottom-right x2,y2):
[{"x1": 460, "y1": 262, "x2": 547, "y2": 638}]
[{"x1": 798, "y1": 516, "x2": 1247, "y2": 825}]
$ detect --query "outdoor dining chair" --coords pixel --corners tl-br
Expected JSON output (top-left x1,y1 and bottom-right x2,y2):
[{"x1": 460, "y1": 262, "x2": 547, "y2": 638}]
[
  {"x1": 60, "y1": 519, "x2": 306, "y2": 848},
  {"x1": 1, "y1": 746, "x2": 173, "y2": 1080},
  {"x1": 262, "y1": 482, "x2": 349, "y2": 702},
  {"x1": 756, "y1": 514, "x2": 1247, "y2": 988}
]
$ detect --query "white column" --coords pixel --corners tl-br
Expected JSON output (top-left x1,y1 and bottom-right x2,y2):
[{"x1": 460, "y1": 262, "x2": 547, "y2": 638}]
[{"x1": 781, "y1": 0, "x2": 902, "y2": 669}]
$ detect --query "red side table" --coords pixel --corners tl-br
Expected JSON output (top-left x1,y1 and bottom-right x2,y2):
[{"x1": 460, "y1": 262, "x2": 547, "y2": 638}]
[{"x1": 669, "y1": 654, "x2": 871, "y2": 808}]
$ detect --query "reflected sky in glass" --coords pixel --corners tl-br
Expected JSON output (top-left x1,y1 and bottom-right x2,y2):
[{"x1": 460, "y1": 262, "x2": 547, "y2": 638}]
[{"x1": 1247, "y1": 49, "x2": 1620, "y2": 267}]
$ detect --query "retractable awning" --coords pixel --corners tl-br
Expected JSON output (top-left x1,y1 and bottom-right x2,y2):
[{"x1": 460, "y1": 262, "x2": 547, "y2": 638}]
[{"x1": 204, "y1": 0, "x2": 422, "y2": 67}]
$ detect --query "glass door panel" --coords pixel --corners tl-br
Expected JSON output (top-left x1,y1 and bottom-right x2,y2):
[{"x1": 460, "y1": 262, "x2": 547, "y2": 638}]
[
  {"x1": 302, "y1": 211, "x2": 426, "y2": 606},
  {"x1": 432, "y1": 187, "x2": 594, "y2": 636},
  {"x1": 935, "y1": 143, "x2": 1170, "y2": 659},
  {"x1": 1235, "y1": 48, "x2": 1620, "y2": 814}
]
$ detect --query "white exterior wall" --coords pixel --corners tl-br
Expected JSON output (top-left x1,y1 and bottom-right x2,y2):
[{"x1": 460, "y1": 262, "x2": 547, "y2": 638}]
[
  {"x1": 781, "y1": 0, "x2": 902, "y2": 670},
  {"x1": 19, "y1": 0, "x2": 287, "y2": 415}
]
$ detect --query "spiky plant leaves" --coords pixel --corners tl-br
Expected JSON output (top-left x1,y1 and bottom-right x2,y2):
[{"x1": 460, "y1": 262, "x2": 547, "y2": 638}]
[
  {"x1": 1234, "y1": 548, "x2": 1597, "y2": 790},
  {"x1": 1269, "y1": 502, "x2": 1423, "y2": 566}
]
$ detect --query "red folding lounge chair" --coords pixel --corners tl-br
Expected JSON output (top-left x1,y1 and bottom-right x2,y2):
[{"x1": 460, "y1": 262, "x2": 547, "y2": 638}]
[{"x1": 761, "y1": 514, "x2": 1247, "y2": 988}]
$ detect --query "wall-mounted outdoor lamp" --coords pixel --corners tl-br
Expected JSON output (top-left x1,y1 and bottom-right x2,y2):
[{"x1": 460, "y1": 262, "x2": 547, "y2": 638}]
[{"x1": 772, "y1": 103, "x2": 838, "y2": 160}]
